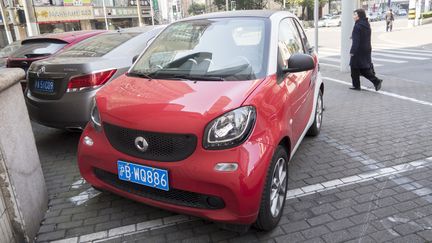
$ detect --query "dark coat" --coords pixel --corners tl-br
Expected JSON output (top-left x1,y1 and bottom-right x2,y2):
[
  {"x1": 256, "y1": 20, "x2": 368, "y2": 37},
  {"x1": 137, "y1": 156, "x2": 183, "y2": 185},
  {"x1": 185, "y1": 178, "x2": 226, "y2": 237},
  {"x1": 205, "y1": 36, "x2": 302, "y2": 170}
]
[{"x1": 350, "y1": 18, "x2": 372, "y2": 69}]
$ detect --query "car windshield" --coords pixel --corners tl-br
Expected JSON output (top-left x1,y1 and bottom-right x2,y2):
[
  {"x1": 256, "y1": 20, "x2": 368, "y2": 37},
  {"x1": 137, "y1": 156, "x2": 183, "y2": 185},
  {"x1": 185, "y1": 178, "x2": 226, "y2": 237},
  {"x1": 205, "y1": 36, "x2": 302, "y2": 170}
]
[
  {"x1": 11, "y1": 40, "x2": 67, "y2": 58},
  {"x1": 0, "y1": 41, "x2": 21, "y2": 58},
  {"x1": 130, "y1": 18, "x2": 269, "y2": 81},
  {"x1": 57, "y1": 33, "x2": 139, "y2": 57}
]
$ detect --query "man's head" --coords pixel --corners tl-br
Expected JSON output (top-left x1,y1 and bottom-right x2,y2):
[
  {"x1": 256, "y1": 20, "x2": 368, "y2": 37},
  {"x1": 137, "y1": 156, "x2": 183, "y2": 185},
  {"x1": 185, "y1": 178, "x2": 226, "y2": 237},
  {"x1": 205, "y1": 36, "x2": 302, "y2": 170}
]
[
  {"x1": 390, "y1": 9, "x2": 393, "y2": 12},
  {"x1": 353, "y1": 9, "x2": 366, "y2": 21}
]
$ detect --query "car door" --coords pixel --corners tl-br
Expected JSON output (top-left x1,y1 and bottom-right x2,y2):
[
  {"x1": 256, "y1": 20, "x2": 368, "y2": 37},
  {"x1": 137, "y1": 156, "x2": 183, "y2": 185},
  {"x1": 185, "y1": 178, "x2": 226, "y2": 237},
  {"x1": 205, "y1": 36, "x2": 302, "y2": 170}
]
[{"x1": 277, "y1": 18, "x2": 314, "y2": 143}]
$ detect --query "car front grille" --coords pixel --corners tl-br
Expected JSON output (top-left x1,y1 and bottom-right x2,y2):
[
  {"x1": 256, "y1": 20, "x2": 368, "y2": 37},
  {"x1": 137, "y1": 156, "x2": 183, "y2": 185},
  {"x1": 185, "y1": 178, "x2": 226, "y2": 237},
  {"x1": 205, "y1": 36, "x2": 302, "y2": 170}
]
[
  {"x1": 103, "y1": 123, "x2": 197, "y2": 162},
  {"x1": 94, "y1": 168, "x2": 225, "y2": 209}
]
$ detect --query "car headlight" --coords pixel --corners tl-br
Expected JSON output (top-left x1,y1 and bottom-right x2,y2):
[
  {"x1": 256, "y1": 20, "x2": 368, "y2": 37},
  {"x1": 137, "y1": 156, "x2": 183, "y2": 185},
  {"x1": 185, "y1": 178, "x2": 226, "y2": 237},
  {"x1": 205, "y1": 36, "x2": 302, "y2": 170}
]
[
  {"x1": 90, "y1": 100, "x2": 102, "y2": 132},
  {"x1": 203, "y1": 106, "x2": 256, "y2": 150}
]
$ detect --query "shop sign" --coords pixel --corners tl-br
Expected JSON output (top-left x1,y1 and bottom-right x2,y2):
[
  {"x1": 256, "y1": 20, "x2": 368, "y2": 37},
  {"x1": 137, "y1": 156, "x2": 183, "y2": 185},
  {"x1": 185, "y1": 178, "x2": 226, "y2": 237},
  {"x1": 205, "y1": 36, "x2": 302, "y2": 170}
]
[
  {"x1": 93, "y1": 7, "x2": 140, "y2": 18},
  {"x1": 35, "y1": 6, "x2": 94, "y2": 22},
  {"x1": 63, "y1": 0, "x2": 92, "y2": 6}
]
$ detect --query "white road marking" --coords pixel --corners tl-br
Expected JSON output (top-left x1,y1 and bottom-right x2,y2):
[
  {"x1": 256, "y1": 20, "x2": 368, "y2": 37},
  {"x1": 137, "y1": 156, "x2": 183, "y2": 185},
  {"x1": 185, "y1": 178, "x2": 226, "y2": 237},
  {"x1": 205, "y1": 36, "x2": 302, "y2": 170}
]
[
  {"x1": 373, "y1": 52, "x2": 427, "y2": 60},
  {"x1": 374, "y1": 49, "x2": 432, "y2": 57},
  {"x1": 323, "y1": 77, "x2": 432, "y2": 107},
  {"x1": 319, "y1": 63, "x2": 341, "y2": 68},
  {"x1": 286, "y1": 157, "x2": 432, "y2": 200},
  {"x1": 371, "y1": 57, "x2": 407, "y2": 63},
  {"x1": 69, "y1": 187, "x2": 101, "y2": 206}
]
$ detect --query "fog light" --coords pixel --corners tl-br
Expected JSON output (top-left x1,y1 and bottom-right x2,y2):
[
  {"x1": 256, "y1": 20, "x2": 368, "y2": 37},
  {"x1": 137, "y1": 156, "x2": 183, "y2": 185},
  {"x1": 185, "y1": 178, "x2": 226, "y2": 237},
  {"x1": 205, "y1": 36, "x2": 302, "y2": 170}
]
[
  {"x1": 83, "y1": 136, "x2": 94, "y2": 146},
  {"x1": 214, "y1": 163, "x2": 238, "y2": 172}
]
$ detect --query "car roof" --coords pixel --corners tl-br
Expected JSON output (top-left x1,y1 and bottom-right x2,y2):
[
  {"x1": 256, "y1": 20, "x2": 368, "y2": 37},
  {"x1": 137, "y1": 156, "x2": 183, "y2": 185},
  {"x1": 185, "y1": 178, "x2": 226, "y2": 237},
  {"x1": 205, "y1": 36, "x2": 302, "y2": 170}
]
[
  {"x1": 22, "y1": 30, "x2": 105, "y2": 45},
  {"x1": 181, "y1": 10, "x2": 296, "y2": 21}
]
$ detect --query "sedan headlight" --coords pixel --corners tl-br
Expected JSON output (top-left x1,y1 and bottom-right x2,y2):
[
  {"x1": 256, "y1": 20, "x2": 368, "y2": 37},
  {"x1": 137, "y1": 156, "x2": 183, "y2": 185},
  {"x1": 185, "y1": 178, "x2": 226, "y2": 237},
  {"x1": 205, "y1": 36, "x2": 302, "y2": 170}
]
[
  {"x1": 90, "y1": 100, "x2": 102, "y2": 132},
  {"x1": 203, "y1": 106, "x2": 256, "y2": 150}
]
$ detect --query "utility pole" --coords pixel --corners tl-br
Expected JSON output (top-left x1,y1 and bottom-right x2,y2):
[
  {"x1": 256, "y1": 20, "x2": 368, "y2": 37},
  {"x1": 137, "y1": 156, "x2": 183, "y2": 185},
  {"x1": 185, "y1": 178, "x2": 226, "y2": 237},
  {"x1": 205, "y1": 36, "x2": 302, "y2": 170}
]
[
  {"x1": 225, "y1": 0, "x2": 228, "y2": 11},
  {"x1": 340, "y1": 0, "x2": 360, "y2": 72},
  {"x1": 149, "y1": 0, "x2": 154, "y2": 25},
  {"x1": 7, "y1": 0, "x2": 22, "y2": 40},
  {"x1": 0, "y1": 0, "x2": 13, "y2": 44},
  {"x1": 136, "y1": 0, "x2": 143, "y2": 26},
  {"x1": 314, "y1": 0, "x2": 318, "y2": 53},
  {"x1": 102, "y1": 0, "x2": 109, "y2": 29},
  {"x1": 22, "y1": 0, "x2": 38, "y2": 36}
]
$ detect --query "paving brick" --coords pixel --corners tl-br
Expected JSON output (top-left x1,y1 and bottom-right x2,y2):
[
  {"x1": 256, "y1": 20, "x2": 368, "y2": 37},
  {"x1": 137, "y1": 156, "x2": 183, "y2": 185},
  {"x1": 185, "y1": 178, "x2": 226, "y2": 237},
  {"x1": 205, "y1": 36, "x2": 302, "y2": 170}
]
[
  {"x1": 330, "y1": 207, "x2": 357, "y2": 220},
  {"x1": 108, "y1": 225, "x2": 136, "y2": 237},
  {"x1": 65, "y1": 225, "x2": 95, "y2": 237},
  {"x1": 181, "y1": 235, "x2": 211, "y2": 243},
  {"x1": 228, "y1": 234, "x2": 260, "y2": 243},
  {"x1": 43, "y1": 215, "x2": 71, "y2": 225},
  {"x1": 301, "y1": 225, "x2": 330, "y2": 239},
  {"x1": 210, "y1": 231, "x2": 239, "y2": 242},
  {"x1": 326, "y1": 218, "x2": 355, "y2": 231},
  {"x1": 38, "y1": 224, "x2": 56, "y2": 234},
  {"x1": 79, "y1": 231, "x2": 108, "y2": 242},
  {"x1": 255, "y1": 226, "x2": 285, "y2": 240},
  {"x1": 393, "y1": 222, "x2": 424, "y2": 236},
  {"x1": 36, "y1": 230, "x2": 66, "y2": 242},
  {"x1": 84, "y1": 215, "x2": 110, "y2": 226},
  {"x1": 311, "y1": 204, "x2": 336, "y2": 215},
  {"x1": 372, "y1": 206, "x2": 399, "y2": 218},
  {"x1": 57, "y1": 220, "x2": 83, "y2": 230},
  {"x1": 281, "y1": 220, "x2": 310, "y2": 234},
  {"x1": 322, "y1": 230, "x2": 352, "y2": 243},
  {"x1": 370, "y1": 229, "x2": 400, "y2": 242},
  {"x1": 392, "y1": 234, "x2": 425, "y2": 243},
  {"x1": 95, "y1": 221, "x2": 122, "y2": 232},
  {"x1": 302, "y1": 238, "x2": 325, "y2": 243},
  {"x1": 307, "y1": 214, "x2": 333, "y2": 226},
  {"x1": 275, "y1": 232, "x2": 305, "y2": 243},
  {"x1": 133, "y1": 234, "x2": 166, "y2": 243}
]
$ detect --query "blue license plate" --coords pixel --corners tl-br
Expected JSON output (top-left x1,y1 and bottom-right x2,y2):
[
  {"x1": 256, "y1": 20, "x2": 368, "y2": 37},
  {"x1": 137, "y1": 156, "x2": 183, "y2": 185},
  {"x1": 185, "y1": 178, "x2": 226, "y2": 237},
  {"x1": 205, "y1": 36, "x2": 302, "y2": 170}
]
[
  {"x1": 117, "y1": 160, "x2": 169, "y2": 191},
  {"x1": 34, "y1": 80, "x2": 54, "y2": 93}
]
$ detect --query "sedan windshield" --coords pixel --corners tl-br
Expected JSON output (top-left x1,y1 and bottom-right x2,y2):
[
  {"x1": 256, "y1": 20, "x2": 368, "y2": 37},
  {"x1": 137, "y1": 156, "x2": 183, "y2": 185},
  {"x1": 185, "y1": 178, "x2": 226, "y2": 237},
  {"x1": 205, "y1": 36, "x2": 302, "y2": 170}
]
[{"x1": 130, "y1": 18, "x2": 269, "y2": 81}]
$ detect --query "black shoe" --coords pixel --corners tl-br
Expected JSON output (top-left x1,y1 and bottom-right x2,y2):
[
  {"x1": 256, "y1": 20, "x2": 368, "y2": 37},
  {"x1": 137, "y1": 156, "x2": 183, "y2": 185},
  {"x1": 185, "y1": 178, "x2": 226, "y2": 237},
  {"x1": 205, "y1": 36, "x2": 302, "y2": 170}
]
[
  {"x1": 349, "y1": 87, "x2": 361, "y2": 91},
  {"x1": 375, "y1": 79, "x2": 383, "y2": 91}
]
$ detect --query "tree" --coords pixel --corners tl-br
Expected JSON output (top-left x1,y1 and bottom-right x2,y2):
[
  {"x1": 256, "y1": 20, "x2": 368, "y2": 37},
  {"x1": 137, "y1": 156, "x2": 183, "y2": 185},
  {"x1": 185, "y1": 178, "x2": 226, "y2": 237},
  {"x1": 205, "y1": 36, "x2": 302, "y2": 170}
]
[{"x1": 188, "y1": 3, "x2": 206, "y2": 15}]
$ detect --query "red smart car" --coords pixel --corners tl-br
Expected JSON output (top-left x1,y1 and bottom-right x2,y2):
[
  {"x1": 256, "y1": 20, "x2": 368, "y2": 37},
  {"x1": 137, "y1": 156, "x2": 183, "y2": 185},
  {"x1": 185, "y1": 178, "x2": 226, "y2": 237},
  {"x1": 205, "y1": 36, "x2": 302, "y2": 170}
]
[{"x1": 78, "y1": 10, "x2": 324, "y2": 231}]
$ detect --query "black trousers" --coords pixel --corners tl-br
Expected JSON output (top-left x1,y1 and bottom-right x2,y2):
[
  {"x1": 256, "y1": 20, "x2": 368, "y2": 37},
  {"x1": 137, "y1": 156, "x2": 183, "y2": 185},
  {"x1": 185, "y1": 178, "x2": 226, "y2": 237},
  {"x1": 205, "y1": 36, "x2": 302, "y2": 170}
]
[{"x1": 351, "y1": 67, "x2": 380, "y2": 89}]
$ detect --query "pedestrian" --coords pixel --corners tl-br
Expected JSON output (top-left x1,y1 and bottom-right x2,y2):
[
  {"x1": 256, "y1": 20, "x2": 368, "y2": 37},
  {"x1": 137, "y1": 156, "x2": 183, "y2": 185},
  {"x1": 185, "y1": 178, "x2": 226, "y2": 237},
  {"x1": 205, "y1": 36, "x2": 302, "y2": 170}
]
[
  {"x1": 385, "y1": 9, "x2": 395, "y2": 32},
  {"x1": 349, "y1": 8, "x2": 383, "y2": 91}
]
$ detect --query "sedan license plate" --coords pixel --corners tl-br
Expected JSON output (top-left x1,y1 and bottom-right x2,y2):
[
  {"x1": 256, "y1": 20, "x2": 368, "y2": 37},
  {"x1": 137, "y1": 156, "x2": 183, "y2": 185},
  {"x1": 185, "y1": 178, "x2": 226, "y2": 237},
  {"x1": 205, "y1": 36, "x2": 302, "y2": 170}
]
[
  {"x1": 34, "y1": 80, "x2": 54, "y2": 93},
  {"x1": 117, "y1": 160, "x2": 169, "y2": 191}
]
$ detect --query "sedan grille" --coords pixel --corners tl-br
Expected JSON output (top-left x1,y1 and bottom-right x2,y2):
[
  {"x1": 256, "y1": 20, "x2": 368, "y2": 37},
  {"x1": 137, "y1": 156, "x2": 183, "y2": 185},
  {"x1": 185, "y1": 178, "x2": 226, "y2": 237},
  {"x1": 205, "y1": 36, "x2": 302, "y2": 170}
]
[{"x1": 103, "y1": 122, "x2": 197, "y2": 162}]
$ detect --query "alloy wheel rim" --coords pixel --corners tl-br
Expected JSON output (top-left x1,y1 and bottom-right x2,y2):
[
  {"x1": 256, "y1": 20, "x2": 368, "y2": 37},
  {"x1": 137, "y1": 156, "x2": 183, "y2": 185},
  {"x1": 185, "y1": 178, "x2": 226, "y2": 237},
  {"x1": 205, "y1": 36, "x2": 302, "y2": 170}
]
[
  {"x1": 270, "y1": 157, "x2": 287, "y2": 217},
  {"x1": 316, "y1": 95, "x2": 323, "y2": 129}
]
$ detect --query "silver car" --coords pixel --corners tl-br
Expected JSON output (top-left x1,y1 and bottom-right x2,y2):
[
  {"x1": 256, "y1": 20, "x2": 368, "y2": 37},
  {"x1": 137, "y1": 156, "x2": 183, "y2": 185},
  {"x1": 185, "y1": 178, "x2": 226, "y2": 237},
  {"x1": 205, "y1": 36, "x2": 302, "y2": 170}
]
[{"x1": 26, "y1": 26, "x2": 165, "y2": 131}]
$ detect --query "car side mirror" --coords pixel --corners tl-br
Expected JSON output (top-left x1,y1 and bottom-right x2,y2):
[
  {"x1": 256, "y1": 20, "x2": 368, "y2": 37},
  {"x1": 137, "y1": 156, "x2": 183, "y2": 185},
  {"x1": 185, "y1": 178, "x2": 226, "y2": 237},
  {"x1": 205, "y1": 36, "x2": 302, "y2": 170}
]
[
  {"x1": 283, "y1": 53, "x2": 315, "y2": 73},
  {"x1": 132, "y1": 55, "x2": 139, "y2": 64}
]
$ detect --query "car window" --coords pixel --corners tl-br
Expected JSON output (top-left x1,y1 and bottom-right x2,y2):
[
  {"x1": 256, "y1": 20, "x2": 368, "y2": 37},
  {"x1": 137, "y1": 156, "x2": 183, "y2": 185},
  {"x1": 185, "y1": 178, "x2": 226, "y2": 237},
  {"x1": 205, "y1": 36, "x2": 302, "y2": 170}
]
[
  {"x1": 57, "y1": 33, "x2": 139, "y2": 57},
  {"x1": 130, "y1": 18, "x2": 270, "y2": 81},
  {"x1": 278, "y1": 18, "x2": 304, "y2": 70},
  {"x1": 293, "y1": 19, "x2": 310, "y2": 53},
  {"x1": 11, "y1": 40, "x2": 66, "y2": 58}
]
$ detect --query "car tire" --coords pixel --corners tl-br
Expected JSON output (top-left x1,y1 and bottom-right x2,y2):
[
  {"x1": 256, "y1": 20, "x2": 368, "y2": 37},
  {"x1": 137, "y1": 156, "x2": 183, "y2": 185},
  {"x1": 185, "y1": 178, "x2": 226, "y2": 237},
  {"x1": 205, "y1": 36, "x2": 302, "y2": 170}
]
[
  {"x1": 254, "y1": 146, "x2": 288, "y2": 231},
  {"x1": 307, "y1": 89, "x2": 323, "y2": 136}
]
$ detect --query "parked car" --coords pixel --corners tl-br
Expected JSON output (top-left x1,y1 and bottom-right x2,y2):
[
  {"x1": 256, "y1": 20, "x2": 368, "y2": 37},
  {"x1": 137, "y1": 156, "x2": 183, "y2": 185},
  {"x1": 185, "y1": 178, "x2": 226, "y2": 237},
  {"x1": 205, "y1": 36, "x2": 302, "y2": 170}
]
[
  {"x1": 7, "y1": 30, "x2": 106, "y2": 90},
  {"x1": 397, "y1": 9, "x2": 407, "y2": 16},
  {"x1": 77, "y1": 10, "x2": 324, "y2": 231},
  {"x1": 368, "y1": 12, "x2": 382, "y2": 22},
  {"x1": 325, "y1": 15, "x2": 341, "y2": 27},
  {"x1": 25, "y1": 26, "x2": 165, "y2": 131},
  {"x1": 0, "y1": 41, "x2": 21, "y2": 68},
  {"x1": 317, "y1": 15, "x2": 331, "y2": 27}
]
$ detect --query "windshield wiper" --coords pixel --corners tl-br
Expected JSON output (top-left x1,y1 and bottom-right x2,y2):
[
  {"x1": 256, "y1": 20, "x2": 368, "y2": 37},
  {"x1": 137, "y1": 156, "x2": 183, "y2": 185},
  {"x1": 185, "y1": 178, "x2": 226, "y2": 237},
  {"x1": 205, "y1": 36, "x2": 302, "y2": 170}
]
[
  {"x1": 127, "y1": 71, "x2": 153, "y2": 80},
  {"x1": 173, "y1": 75, "x2": 225, "y2": 81}
]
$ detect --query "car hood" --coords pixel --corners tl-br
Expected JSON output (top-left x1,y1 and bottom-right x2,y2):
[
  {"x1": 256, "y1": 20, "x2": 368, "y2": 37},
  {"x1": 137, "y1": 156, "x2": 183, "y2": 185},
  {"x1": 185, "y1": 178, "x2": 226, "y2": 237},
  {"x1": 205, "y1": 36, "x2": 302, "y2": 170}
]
[{"x1": 96, "y1": 74, "x2": 264, "y2": 134}]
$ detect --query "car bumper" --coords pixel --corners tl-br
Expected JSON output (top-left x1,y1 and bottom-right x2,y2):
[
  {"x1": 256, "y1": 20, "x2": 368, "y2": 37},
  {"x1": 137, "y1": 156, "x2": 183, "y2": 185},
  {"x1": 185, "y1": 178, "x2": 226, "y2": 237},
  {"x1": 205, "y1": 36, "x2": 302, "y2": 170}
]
[
  {"x1": 78, "y1": 124, "x2": 276, "y2": 225},
  {"x1": 25, "y1": 89, "x2": 98, "y2": 129}
]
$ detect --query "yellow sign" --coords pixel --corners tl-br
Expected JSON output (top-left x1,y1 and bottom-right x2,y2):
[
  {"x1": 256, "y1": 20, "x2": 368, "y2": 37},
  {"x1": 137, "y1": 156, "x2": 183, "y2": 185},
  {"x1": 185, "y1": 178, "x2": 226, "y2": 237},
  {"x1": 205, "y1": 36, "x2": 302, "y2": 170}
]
[{"x1": 35, "y1": 6, "x2": 94, "y2": 22}]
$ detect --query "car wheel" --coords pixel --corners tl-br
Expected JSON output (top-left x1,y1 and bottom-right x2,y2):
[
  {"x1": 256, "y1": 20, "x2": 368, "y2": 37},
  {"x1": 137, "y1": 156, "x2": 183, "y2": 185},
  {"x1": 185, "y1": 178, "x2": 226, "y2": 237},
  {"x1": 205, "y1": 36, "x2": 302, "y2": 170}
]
[
  {"x1": 254, "y1": 146, "x2": 288, "y2": 231},
  {"x1": 307, "y1": 89, "x2": 323, "y2": 136}
]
